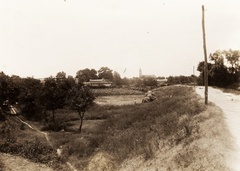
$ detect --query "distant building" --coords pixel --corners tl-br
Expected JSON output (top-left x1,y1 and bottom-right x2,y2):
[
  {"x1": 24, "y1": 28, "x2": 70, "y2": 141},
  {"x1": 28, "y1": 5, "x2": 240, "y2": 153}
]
[
  {"x1": 156, "y1": 78, "x2": 168, "y2": 86},
  {"x1": 38, "y1": 78, "x2": 45, "y2": 84},
  {"x1": 139, "y1": 68, "x2": 167, "y2": 86},
  {"x1": 139, "y1": 68, "x2": 156, "y2": 78},
  {"x1": 83, "y1": 78, "x2": 113, "y2": 88}
]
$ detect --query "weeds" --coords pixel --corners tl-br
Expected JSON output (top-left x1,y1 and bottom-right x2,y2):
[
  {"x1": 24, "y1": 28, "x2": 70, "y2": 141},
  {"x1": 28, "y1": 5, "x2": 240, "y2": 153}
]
[
  {"x1": 0, "y1": 118, "x2": 65, "y2": 169},
  {"x1": 92, "y1": 88, "x2": 144, "y2": 96},
  {"x1": 45, "y1": 86, "x2": 207, "y2": 169},
  {"x1": 1, "y1": 86, "x2": 207, "y2": 170},
  {"x1": 0, "y1": 159, "x2": 4, "y2": 171}
]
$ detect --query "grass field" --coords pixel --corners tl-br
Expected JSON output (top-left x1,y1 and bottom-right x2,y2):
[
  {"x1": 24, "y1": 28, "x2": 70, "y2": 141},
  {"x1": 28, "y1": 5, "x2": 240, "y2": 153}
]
[
  {"x1": 95, "y1": 95, "x2": 143, "y2": 106},
  {"x1": 0, "y1": 86, "x2": 233, "y2": 170}
]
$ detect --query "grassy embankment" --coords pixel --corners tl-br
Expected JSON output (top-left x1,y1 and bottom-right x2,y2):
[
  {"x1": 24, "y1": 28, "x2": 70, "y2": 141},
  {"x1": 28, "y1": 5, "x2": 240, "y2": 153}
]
[
  {"x1": 48, "y1": 86, "x2": 233, "y2": 170},
  {"x1": 0, "y1": 86, "x2": 233, "y2": 170}
]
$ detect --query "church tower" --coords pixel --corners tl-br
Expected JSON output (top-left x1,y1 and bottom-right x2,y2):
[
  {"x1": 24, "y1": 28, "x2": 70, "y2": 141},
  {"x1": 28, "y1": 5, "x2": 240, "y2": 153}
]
[{"x1": 139, "y1": 68, "x2": 142, "y2": 78}]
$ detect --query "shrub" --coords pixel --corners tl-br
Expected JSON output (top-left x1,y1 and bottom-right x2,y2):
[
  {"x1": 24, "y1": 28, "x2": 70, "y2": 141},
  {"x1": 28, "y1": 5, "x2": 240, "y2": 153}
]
[
  {"x1": 67, "y1": 134, "x2": 104, "y2": 158},
  {"x1": 0, "y1": 120, "x2": 17, "y2": 143},
  {"x1": 41, "y1": 120, "x2": 66, "y2": 132},
  {"x1": 0, "y1": 139, "x2": 56, "y2": 164}
]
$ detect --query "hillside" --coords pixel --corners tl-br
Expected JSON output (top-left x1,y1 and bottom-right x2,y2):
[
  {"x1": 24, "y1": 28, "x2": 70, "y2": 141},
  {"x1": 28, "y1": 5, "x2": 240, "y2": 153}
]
[{"x1": 0, "y1": 86, "x2": 233, "y2": 171}]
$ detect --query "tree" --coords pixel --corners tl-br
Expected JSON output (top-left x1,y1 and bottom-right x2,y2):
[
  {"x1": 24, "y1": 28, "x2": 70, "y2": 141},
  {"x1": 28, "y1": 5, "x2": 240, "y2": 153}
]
[
  {"x1": 142, "y1": 77, "x2": 158, "y2": 87},
  {"x1": 122, "y1": 77, "x2": 129, "y2": 86},
  {"x1": 224, "y1": 49, "x2": 240, "y2": 74},
  {"x1": 55, "y1": 72, "x2": 74, "y2": 108},
  {"x1": 133, "y1": 78, "x2": 143, "y2": 87},
  {"x1": 40, "y1": 77, "x2": 63, "y2": 123},
  {"x1": 113, "y1": 71, "x2": 122, "y2": 86},
  {"x1": 0, "y1": 73, "x2": 22, "y2": 106},
  {"x1": 56, "y1": 71, "x2": 66, "y2": 80},
  {"x1": 98, "y1": 67, "x2": 113, "y2": 80},
  {"x1": 197, "y1": 61, "x2": 213, "y2": 86},
  {"x1": 76, "y1": 68, "x2": 98, "y2": 84},
  {"x1": 210, "y1": 50, "x2": 224, "y2": 66},
  {"x1": 19, "y1": 77, "x2": 42, "y2": 118},
  {"x1": 0, "y1": 72, "x2": 10, "y2": 107},
  {"x1": 67, "y1": 85, "x2": 95, "y2": 132}
]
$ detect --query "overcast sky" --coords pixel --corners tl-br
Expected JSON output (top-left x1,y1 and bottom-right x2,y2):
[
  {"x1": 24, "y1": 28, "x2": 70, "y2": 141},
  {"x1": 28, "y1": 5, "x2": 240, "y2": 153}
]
[{"x1": 1, "y1": 0, "x2": 240, "y2": 78}]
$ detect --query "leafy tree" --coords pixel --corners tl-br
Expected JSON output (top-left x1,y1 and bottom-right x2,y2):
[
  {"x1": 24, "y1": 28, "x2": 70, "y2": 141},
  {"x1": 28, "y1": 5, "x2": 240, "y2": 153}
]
[
  {"x1": 122, "y1": 77, "x2": 129, "y2": 86},
  {"x1": 133, "y1": 78, "x2": 143, "y2": 87},
  {"x1": 19, "y1": 78, "x2": 42, "y2": 118},
  {"x1": 76, "y1": 68, "x2": 98, "y2": 84},
  {"x1": 40, "y1": 77, "x2": 63, "y2": 123},
  {"x1": 223, "y1": 49, "x2": 240, "y2": 74},
  {"x1": 197, "y1": 61, "x2": 213, "y2": 86},
  {"x1": 6, "y1": 75, "x2": 22, "y2": 104},
  {"x1": 98, "y1": 67, "x2": 113, "y2": 80},
  {"x1": 113, "y1": 71, "x2": 122, "y2": 86},
  {"x1": 157, "y1": 76, "x2": 165, "y2": 79},
  {"x1": 0, "y1": 72, "x2": 9, "y2": 107},
  {"x1": 167, "y1": 75, "x2": 197, "y2": 85},
  {"x1": 56, "y1": 71, "x2": 66, "y2": 80},
  {"x1": 55, "y1": 72, "x2": 74, "y2": 107},
  {"x1": 210, "y1": 50, "x2": 224, "y2": 66},
  {"x1": 210, "y1": 65, "x2": 231, "y2": 87},
  {"x1": 198, "y1": 49, "x2": 240, "y2": 88},
  {"x1": 142, "y1": 77, "x2": 158, "y2": 87},
  {"x1": 0, "y1": 73, "x2": 22, "y2": 106},
  {"x1": 67, "y1": 85, "x2": 95, "y2": 132}
]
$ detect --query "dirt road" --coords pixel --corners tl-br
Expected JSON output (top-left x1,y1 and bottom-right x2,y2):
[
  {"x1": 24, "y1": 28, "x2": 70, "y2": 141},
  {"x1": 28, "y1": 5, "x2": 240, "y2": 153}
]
[{"x1": 195, "y1": 86, "x2": 240, "y2": 171}]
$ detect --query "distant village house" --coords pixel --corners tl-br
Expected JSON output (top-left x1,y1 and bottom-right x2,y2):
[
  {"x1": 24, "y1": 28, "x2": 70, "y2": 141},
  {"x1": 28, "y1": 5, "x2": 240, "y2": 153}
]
[{"x1": 83, "y1": 78, "x2": 113, "y2": 88}]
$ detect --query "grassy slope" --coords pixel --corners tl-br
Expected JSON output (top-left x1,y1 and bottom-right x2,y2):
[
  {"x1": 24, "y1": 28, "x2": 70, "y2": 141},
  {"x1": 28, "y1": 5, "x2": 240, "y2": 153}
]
[
  {"x1": 119, "y1": 99, "x2": 233, "y2": 171},
  {"x1": 47, "y1": 86, "x2": 232, "y2": 170},
  {"x1": 0, "y1": 86, "x2": 233, "y2": 171},
  {"x1": 0, "y1": 117, "x2": 70, "y2": 170}
]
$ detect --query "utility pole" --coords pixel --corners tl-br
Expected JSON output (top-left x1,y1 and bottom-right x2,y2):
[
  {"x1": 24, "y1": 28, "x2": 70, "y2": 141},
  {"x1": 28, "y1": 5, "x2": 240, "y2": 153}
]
[{"x1": 202, "y1": 5, "x2": 208, "y2": 105}]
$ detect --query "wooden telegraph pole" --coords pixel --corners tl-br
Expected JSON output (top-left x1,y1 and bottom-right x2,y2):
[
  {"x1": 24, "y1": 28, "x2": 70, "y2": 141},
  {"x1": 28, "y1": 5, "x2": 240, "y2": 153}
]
[{"x1": 202, "y1": 5, "x2": 208, "y2": 105}]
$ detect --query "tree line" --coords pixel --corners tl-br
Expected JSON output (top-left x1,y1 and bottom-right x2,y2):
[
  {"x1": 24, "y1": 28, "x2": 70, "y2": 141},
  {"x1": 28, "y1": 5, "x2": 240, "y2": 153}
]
[
  {"x1": 0, "y1": 71, "x2": 94, "y2": 132},
  {"x1": 0, "y1": 66, "x2": 162, "y2": 131},
  {"x1": 197, "y1": 49, "x2": 240, "y2": 88}
]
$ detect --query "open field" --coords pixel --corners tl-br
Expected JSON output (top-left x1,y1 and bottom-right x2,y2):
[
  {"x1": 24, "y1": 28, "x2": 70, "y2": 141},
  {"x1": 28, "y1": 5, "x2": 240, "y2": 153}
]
[
  {"x1": 92, "y1": 88, "x2": 145, "y2": 96},
  {"x1": 95, "y1": 95, "x2": 143, "y2": 106},
  {"x1": 0, "y1": 86, "x2": 233, "y2": 170}
]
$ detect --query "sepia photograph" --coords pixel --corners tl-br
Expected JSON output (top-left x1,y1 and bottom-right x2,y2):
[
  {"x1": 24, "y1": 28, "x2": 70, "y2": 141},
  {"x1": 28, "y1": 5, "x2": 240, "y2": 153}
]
[{"x1": 0, "y1": 0, "x2": 240, "y2": 170}]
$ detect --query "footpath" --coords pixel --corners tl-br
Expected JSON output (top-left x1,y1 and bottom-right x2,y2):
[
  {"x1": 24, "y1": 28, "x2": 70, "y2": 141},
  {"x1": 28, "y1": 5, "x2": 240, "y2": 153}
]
[{"x1": 196, "y1": 86, "x2": 240, "y2": 171}]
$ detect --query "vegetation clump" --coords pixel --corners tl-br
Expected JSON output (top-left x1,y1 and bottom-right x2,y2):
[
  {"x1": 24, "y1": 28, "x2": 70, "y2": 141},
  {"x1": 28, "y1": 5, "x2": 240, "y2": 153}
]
[{"x1": 47, "y1": 86, "x2": 206, "y2": 170}]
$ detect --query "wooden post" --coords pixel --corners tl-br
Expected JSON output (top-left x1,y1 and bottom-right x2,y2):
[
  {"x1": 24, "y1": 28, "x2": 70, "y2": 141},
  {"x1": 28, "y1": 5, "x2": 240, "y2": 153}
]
[{"x1": 202, "y1": 5, "x2": 208, "y2": 105}]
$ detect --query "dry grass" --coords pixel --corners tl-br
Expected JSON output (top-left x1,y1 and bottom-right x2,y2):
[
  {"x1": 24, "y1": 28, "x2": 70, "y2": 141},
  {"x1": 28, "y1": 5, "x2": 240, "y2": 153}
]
[
  {"x1": 0, "y1": 159, "x2": 4, "y2": 171},
  {"x1": 171, "y1": 102, "x2": 232, "y2": 170},
  {"x1": 48, "y1": 86, "x2": 210, "y2": 170},
  {"x1": 0, "y1": 86, "x2": 233, "y2": 171},
  {"x1": 92, "y1": 88, "x2": 144, "y2": 96},
  {"x1": 0, "y1": 117, "x2": 69, "y2": 170},
  {"x1": 119, "y1": 92, "x2": 233, "y2": 171},
  {"x1": 222, "y1": 88, "x2": 240, "y2": 95}
]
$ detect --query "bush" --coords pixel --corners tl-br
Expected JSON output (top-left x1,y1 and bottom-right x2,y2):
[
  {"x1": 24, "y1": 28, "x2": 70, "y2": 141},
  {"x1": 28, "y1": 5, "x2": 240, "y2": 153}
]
[
  {"x1": 0, "y1": 120, "x2": 18, "y2": 143},
  {"x1": 0, "y1": 109, "x2": 6, "y2": 121},
  {"x1": 0, "y1": 138, "x2": 56, "y2": 164},
  {"x1": 67, "y1": 134, "x2": 104, "y2": 158},
  {"x1": 41, "y1": 120, "x2": 66, "y2": 132},
  {"x1": 0, "y1": 119, "x2": 62, "y2": 168}
]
